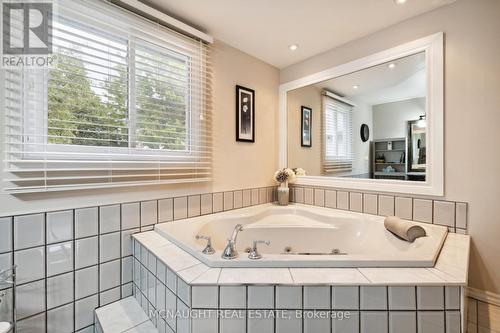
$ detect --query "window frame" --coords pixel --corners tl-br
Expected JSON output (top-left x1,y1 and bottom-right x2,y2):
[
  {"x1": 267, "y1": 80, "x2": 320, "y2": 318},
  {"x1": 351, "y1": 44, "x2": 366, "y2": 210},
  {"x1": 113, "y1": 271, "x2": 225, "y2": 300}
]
[
  {"x1": 324, "y1": 99, "x2": 352, "y2": 163},
  {"x1": 21, "y1": 2, "x2": 197, "y2": 162}
]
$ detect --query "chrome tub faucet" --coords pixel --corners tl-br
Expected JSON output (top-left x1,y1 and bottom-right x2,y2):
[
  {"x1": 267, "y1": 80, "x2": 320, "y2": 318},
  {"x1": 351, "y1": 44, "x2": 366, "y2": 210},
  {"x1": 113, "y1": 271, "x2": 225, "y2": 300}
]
[{"x1": 221, "y1": 224, "x2": 244, "y2": 259}]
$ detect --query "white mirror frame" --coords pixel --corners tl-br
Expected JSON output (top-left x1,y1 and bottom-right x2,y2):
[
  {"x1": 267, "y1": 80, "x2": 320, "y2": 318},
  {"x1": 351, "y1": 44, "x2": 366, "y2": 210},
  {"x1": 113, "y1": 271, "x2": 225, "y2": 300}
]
[{"x1": 279, "y1": 32, "x2": 444, "y2": 196}]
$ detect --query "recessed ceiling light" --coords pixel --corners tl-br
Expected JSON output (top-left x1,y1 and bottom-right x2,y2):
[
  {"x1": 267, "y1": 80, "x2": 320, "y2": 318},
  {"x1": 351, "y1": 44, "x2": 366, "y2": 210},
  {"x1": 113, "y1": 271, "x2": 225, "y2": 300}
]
[
  {"x1": 394, "y1": 0, "x2": 407, "y2": 4},
  {"x1": 353, "y1": 85, "x2": 359, "y2": 89},
  {"x1": 388, "y1": 63, "x2": 396, "y2": 69},
  {"x1": 289, "y1": 44, "x2": 298, "y2": 51}
]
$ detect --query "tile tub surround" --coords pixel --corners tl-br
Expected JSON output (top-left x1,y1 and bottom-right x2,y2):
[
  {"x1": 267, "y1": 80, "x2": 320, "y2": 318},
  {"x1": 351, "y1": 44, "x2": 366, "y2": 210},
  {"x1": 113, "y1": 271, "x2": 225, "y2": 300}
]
[
  {"x1": 131, "y1": 232, "x2": 469, "y2": 333},
  {"x1": 290, "y1": 186, "x2": 469, "y2": 234},
  {"x1": 0, "y1": 186, "x2": 276, "y2": 333}
]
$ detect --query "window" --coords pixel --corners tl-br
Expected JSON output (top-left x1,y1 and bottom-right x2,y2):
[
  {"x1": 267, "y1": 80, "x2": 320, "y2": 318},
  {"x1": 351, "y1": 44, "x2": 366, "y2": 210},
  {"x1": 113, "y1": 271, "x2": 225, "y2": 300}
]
[
  {"x1": 322, "y1": 94, "x2": 353, "y2": 174},
  {"x1": 2, "y1": 0, "x2": 212, "y2": 192}
]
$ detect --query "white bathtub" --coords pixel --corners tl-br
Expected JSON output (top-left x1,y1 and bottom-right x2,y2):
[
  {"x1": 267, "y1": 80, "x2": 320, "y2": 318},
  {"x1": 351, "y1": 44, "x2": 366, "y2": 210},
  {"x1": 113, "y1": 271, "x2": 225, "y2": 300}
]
[{"x1": 154, "y1": 203, "x2": 448, "y2": 268}]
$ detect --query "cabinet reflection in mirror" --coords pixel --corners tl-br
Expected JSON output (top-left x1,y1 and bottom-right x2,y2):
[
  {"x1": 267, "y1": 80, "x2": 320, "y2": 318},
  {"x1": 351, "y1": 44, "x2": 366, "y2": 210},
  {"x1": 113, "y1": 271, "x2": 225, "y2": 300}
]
[{"x1": 287, "y1": 51, "x2": 427, "y2": 182}]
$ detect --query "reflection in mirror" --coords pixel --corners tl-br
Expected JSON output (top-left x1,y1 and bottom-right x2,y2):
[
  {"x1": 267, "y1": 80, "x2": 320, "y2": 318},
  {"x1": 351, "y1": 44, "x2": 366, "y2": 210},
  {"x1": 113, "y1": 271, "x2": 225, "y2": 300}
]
[{"x1": 287, "y1": 51, "x2": 427, "y2": 182}]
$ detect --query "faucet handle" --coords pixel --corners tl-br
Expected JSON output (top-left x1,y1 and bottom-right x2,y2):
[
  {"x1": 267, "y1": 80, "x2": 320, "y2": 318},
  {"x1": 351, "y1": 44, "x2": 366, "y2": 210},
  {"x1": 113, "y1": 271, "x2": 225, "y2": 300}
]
[
  {"x1": 195, "y1": 235, "x2": 216, "y2": 255},
  {"x1": 248, "y1": 240, "x2": 270, "y2": 260}
]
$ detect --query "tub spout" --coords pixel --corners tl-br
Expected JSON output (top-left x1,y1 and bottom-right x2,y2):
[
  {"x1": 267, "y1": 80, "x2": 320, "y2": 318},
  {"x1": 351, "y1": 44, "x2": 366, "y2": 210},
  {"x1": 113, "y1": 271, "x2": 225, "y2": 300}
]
[{"x1": 221, "y1": 224, "x2": 244, "y2": 259}]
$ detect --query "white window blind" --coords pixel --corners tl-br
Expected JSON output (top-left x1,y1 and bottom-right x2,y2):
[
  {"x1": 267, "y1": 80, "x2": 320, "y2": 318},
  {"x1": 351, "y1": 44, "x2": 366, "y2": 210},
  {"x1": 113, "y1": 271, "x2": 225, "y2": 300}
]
[
  {"x1": 2, "y1": 0, "x2": 212, "y2": 193},
  {"x1": 322, "y1": 93, "x2": 353, "y2": 174}
]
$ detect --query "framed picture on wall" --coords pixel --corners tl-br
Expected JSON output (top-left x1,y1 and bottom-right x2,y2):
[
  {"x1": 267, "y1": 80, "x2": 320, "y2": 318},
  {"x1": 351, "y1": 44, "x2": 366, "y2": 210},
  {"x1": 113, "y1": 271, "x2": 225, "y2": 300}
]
[
  {"x1": 301, "y1": 106, "x2": 312, "y2": 147},
  {"x1": 236, "y1": 85, "x2": 255, "y2": 142}
]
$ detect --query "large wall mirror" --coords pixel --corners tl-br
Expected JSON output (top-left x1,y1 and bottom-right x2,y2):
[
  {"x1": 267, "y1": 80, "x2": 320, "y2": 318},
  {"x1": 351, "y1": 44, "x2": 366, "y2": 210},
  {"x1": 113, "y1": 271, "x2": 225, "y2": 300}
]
[{"x1": 279, "y1": 33, "x2": 443, "y2": 196}]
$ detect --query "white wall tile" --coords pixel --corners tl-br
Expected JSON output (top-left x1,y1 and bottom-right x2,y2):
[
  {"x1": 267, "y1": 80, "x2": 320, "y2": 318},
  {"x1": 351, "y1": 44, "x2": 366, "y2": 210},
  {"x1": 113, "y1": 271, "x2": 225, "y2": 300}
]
[
  {"x1": 389, "y1": 311, "x2": 417, "y2": 333},
  {"x1": 413, "y1": 199, "x2": 433, "y2": 223},
  {"x1": 325, "y1": 190, "x2": 337, "y2": 208},
  {"x1": 158, "y1": 199, "x2": 173, "y2": 223},
  {"x1": 99, "y1": 205, "x2": 120, "y2": 233},
  {"x1": 304, "y1": 286, "x2": 330, "y2": 309},
  {"x1": 268, "y1": 187, "x2": 275, "y2": 203},
  {"x1": 378, "y1": 195, "x2": 395, "y2": 216},
  {"x1": 224, "y1": 191, "x2": 234, "y2": 210},
  {"x1": 121, "y1": 228, "x2": 139, "y2": 257},
  {"x1": 276, "y1": 286, "x2": 302, "y2": 309},
  {"x1": 165, "y1": 287, "x2": 176, "y2": 329},
  {"x1": 337, "y1": 191, "x2": 349, "y2": 210},
  {"x1": 363, "y1": 194, "x2": 378, "y2": 214},
  {"x1": 417, "y1": 286, "x2": 444, "y2": 310},
  {"x1": 192, "y1": 286, "x2": 218, "y2": 309},
  {"x1": 259, "y1": 188, "x2": 267, "y2": 204},
  {"x1": 220, "y1": 286, "x2": 246, "y2": 309},
  {"x1": 349, "y1": 192, "x2": 363, "y2": 212},
  {"x1": 294, "y1": 187, "x2": 304, "y2": 204},
  {"x1": 174, "y1": 197, "x2": 188, "y2": 220},
  {"x1": 332, "y1": 286, "x2": 359, "y2": 310},
  {"x1": 47, "y1": 303, "x2": 74, "y2": 333},
  {"x1": 122, "y1": 203, "x2": 140, "y2": 230},
  {"x1": 192, "y1": 309, "x2": 218, "y2": 333},
  {"x1": 389, "y1": 286, "x2": 416, "y2": 310},
  {"x1": 304, "y1": 310, "x2": 330, "y2": 333},
  {"x1": 99, "y1": 232, "x2": 120, "y2": 262},
  {"x1": 248, "y1": 286, "x2": 274, "y2": 309},
  {"x1": 188, "y1": 195, "x2": 201, "y2": 217},
  {"x1": 445, "y1": 311, "x2": 461, "y2": 333},
  {"x1": 361, "y1": 311, "x2": 388, "y2": 333},
  {"x1": 47, "y1": 272, "x2": 74, "y2": 309},
  {"x1": 304, "y1": 188, "x2": 314, "y2": 205},
  {"x1": 201, "y1": 194, "x2": 213, "y2": 214},
  {"x1": 242, "y1": 190, "x2": 251, "y2": 207},
  {"x1": 276, "y1": 311, "x2": 302, "y2": 333},
  {"x1": 75, "y1": 295, "x2": 98, "y2": 330},
  {"x1": 213, "y1": 193, "x2": 223, "y2": 212},
  {"x1": 251, "y1": 188, "x2": 259, "y2": 205},
  {"x1": 434, "y1": 201, "x2": 456, "y2": 227},
  {"x1": 248, "y1": 314, "x2": 273, "y2": 333},
  {"x1": 75, "y1": 207, "x2": 98, "y2": 239},
  {"x1": 177, "y1": 278, "x2": 191, "y2": 306},
  {"x1": 140, "y1": 200, "x2": 158, "y2": 227},
  {"x1": 332, "y1": 310, "x2": 358, "y2": 333},
  {"x1": 75, "y1": 236, "x2": 98, "y2": 269},
  {"x1": 314, "y1": 189, "x2": 325, "y2": 206},
  {"x1": 166, "y1": 268, "x2": 177, "y2": 293},
  {"x1": 395, "y1": 197, "x2": 413, "y2": 219},
  {"x1": 360, "y1": 286, "x2": 387, "y2": 310},
  {"x1": 16, "y1": 279, "x2": 46, "y2": 319},
  {"x1": 0, "y1": 217, "x2": 12, "y2": 253},
  {"x1": 14, "y1": 214, "x2": 45, "y2": 250},
  {"x1": 14, "y1": 246, "x2": 45, "y2": 283},
  {"x1": 156, "y1": 281, "x2": 165, "y2": 312},
  {"x1": 0, "y1": 253, "x2": 12, "y2": 282},
  {"x1": 445, "y1": 286, "x2": 460, "y2": 310},
  {"x1": 417, "y1": 311, "x2": 445, "y2": 333},
  {"x1": 233, "y1": 190, "x2": 243, "y2": 209},
  {"x1": 75, "y1": 265, "x2": 98, "y2": 300},
  {"x1": 47, "y1": 241, "x2": 73, "y2": 276},
  {"x1": 99, "y1": 259, "x2": 121, "y2": 291},
  {"x1": 122, "y1": 256, "x2": 133, "y2": 284},
  {"x1": 455, "y1": 202, "x2": 467, "y2": 229},
  {"x1": 17, "y1": 312, "x2": 46, "y2": 333},
  {"x1": 46, "y1": 210, "x2": 73, "y2": 244},
  {"x1": 220, "y1": 313, "x2": 246, "y2": 333},
  {"x1": 100, "y1": 286, "x2": 121, "y2": 306}
]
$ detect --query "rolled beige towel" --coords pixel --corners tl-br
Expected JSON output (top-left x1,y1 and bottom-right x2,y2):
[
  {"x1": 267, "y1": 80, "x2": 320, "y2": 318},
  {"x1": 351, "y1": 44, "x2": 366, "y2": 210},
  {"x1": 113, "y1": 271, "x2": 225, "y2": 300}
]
[{"x1": 384, "y1": 216, "x2": 426, "y2": 242}]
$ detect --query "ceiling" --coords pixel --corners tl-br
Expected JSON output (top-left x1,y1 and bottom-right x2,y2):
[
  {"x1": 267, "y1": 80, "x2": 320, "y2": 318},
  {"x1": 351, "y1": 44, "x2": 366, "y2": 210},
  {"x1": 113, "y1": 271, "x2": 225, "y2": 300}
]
[
  {"x1": 144, "y1": 0, "x2": 456, "y2": 68},
  {"x1": 315, "y1": 52, "x2": 426, "y2": 105}
]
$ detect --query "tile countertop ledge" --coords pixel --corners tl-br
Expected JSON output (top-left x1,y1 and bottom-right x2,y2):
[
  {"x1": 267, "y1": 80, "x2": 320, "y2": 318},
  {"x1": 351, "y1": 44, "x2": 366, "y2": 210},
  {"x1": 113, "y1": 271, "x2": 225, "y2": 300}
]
[{"x1": 132, "y1": 231, "x2": 470, "y2": 286}]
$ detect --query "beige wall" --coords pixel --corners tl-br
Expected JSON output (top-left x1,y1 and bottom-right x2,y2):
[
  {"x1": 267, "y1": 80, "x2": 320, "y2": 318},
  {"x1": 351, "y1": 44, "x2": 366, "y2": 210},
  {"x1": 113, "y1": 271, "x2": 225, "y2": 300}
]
[
  {"x1": 287, "y1": 86, "x2": 322, "y2": 175},
  {"x1": 281, "y1": 0, "x2": 500, "y2": 294},
  {"x1": 0, "y1": 40, "x2": 280, "y2": 216}
]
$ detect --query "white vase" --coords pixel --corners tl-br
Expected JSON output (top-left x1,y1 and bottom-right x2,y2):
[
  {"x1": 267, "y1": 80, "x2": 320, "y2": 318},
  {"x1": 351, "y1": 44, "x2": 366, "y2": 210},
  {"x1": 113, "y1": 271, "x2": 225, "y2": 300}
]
[{"x1": 277, "y1": 185, "x2": 289, "y2": 206}]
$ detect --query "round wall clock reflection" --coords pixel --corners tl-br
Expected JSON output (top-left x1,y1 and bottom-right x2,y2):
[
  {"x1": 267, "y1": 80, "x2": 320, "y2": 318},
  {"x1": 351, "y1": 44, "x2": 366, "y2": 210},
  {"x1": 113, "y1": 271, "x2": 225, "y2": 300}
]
[{"x1": 360, "y1": 124, "x2": 370, "y2": 142}]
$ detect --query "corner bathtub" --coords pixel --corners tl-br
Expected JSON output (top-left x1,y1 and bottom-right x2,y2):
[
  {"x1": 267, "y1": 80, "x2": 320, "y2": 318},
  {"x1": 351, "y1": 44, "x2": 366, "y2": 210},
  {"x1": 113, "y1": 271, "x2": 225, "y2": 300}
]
[{"x1": 154, "y1": 203, "x2": 447, "y2": 268}]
